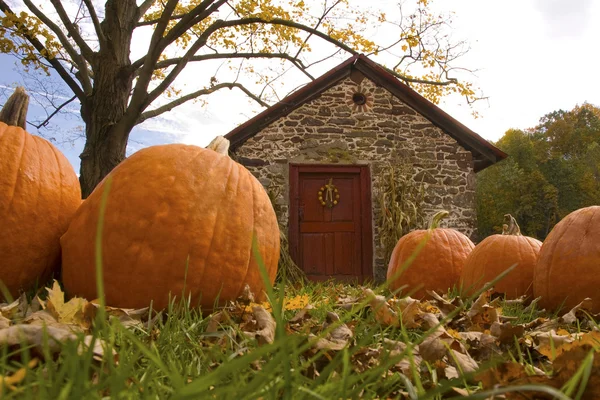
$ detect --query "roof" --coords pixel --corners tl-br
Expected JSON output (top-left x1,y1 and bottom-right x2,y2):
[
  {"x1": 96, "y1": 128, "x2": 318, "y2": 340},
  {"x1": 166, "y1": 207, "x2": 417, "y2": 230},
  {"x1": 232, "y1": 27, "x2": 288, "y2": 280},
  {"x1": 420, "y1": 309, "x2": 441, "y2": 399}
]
[{"x1": 224, "y1": 54, "x2": 507, "y2": 172}]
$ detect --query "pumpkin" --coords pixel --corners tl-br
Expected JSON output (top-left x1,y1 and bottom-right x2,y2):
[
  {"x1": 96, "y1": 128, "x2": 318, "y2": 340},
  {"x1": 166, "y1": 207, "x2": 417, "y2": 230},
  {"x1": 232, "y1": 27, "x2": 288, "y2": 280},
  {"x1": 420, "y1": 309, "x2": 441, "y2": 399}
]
[
  {"x1": 387, "y1": 210, "x2": 474, "y2": 298},
  {"x1": 460, "y1": 214, "x2": 542, "y2": 299},
  {"x1": 533, "y1": 206, "x2": 600, "y2": 313},
  {"x1": 0, "y1": 87, "x2": 81, "y2": 297},
  {"x1": 60, "y1": 136, "x2": 280, "y2": 311}
]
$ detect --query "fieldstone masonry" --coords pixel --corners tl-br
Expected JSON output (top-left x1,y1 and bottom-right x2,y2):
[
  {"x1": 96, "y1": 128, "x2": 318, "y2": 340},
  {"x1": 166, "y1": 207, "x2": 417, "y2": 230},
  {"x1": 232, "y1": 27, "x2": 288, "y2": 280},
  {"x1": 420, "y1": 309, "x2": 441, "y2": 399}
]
[{"x1": 231, "y1": 77, "x2": 477, "y2": 282}]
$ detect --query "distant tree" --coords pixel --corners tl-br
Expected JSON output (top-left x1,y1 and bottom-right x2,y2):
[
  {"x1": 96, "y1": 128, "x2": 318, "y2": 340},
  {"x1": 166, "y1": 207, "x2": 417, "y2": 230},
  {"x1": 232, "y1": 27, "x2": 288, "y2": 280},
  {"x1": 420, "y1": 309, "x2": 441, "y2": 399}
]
[
  {"x1": 0, "y1": 0, "x2": 482, "y2": 197},
  {"x1": 476, "y1": 103, "x2": 600, "y2": 239}
]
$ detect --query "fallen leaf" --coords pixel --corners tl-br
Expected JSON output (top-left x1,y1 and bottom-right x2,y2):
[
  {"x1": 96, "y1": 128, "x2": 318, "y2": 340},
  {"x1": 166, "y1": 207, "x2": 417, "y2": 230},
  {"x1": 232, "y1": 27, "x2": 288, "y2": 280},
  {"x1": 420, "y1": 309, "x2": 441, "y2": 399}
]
[
  {"x1": 363, "y1": 289, "x2": 399, "y2": 327},
  {"x1": 0, "y1": 324, "x2": 77, "y2": 356},
  {"x1": 80, "y1": 335, "x2": 118, "y2": 364},
  {"x1": 560, "y1": 298, "x2": 594, "y2": 325},
  {"x1": 0, "y1": 315, "x2": 10, "y2": 329},
  {"x1": 0, "y1": 358, "x2": 39, "y2": 392},
  {"x1": 448, "y1": 349, "x2": 478, "y2": 375},
  {"x1": 243, "y1": 306, "x2": 275, "y2": 345},
  {"x1": 288, "y1": 304, "x2": 314, "y2": 323},
  {"x1": 45, "y1": 280, "x2": 88, "y2": 325},
  {"x1": 490, "y1": 321, "x2": 525, "y2": 344}
]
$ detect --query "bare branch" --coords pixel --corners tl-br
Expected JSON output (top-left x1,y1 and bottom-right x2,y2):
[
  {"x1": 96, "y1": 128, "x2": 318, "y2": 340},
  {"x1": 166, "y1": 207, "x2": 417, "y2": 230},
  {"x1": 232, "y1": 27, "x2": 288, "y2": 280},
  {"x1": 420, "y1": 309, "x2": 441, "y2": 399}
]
[
  {"x1": 49, "y1": 0, "x2": 95, "y2": 61},
  {"x1": 137, "y1": 82, "x2": 269, "y2": 124},
  {"x1": 0, "y1": 0, "x2": 84, "y2": 100},
  {"x1": 29, "y1": 95, "x2": 77, "y2": 129},
  {"x1": 21, "y1": 0, "x2": 92, "y2": 94},
  {"x1": 82, "y1": 0, "x2": 106, "y2": 45},
  {"x1": 149, "y1": 52, "x2": 314, "y2": 80},
  {"x1": 127, "y1": 0, "x2": 180, "y2": 118}
]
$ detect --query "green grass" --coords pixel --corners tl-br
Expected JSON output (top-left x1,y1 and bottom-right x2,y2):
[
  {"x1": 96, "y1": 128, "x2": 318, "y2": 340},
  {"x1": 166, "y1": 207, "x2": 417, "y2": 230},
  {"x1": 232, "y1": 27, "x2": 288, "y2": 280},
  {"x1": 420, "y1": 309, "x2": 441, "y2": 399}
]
[{"x1": 0, "y1": 278, "x2": 589, "y2": 399}]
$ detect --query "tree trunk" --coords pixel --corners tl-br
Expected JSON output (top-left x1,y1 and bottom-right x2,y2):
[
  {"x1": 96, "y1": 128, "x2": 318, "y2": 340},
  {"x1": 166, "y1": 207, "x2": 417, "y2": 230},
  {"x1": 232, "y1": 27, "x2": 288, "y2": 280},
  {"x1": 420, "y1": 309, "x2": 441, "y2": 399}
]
[{"x1": 78, "y1": 0, "x2": 138, "y2": 198}]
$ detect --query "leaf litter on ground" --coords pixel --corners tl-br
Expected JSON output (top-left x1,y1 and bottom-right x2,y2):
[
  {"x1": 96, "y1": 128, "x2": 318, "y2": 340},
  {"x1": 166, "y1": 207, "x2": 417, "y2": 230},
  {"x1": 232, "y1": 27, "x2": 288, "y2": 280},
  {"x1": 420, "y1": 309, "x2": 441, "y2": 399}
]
[{"x1": 1, "y1": 279, "x2": 600, "y2": 398}]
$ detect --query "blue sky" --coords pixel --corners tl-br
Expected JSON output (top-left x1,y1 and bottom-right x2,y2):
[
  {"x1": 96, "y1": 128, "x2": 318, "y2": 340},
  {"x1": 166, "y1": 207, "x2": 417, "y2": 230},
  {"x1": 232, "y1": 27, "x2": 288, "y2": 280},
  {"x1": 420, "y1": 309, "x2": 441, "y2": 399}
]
[{"x1": 1, "y1": 0, "x2": 599, "y2": 175}]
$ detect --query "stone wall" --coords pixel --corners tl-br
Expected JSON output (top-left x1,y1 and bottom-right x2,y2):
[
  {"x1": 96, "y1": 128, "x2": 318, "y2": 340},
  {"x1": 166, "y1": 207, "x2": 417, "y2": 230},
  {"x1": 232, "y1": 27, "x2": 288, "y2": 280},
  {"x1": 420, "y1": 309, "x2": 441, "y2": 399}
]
[{"x1": 231, "y1": 76, "x2": 477, "y2": 282}]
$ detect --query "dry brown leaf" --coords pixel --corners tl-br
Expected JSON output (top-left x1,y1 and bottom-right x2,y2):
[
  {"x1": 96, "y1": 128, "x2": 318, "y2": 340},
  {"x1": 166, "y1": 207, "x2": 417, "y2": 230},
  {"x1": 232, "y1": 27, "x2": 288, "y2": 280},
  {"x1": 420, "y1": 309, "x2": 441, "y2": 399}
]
[
  {"x1": 80, "y1": 336, "x2": 118, "y2": 364},
  {"x1": 552, "y1": 344, "x2": 600, "y2": 399},
  {"x1": 419, "y1": 329, "x2": 454, "y2": 362},
  {"x1": 532, "y1": 329, "x2": 576, "y2": 360},
  {"x1": 325, "y1": 312, "x2": 353, "y2": 343},
  {"x1": 0, "y1": 294, "x2": 26, "y2": 320},
  {"x1": 363, "y1": 288, "x2": 399, "y2": 327},
  {"x1": 399, "y1": 298, "x2": 422, "y2": 329},
  {"x1": 237, "y1": 284, "x2": 255, "y2": 304},
  {"x1": 0, "y1": 315, "x2": 10, "y2": 329},
  {"x1": 310, "y1": 335, "x2": 348, "y2": 351},
  {"x1": 448, "y1": 349, "x2": 478, "y2": 375},
  {"x1": 243, "y1": 306, "x2": 275, "y2": 345},
  {"x1": 426, "y1": 290, "x2": 459, "y2": 317},
  {"x1": 490, "y1": 321, "x2": 525, "y2": 344},
  {"x1": 476, "y1": 362, "x2": 553, "y2": 399},
  {"x1": 560, "y1": 298, "x2": 594, "y2": 325},
  {"x1": 0, "y1": 324, "x2": 77, "y2": 356},
  {"x1": 288, "y1": 304, "x2": 314, "y2": 323},
  {"x1": 206, "y1": 311, "x2": 231, "y2": 334}
]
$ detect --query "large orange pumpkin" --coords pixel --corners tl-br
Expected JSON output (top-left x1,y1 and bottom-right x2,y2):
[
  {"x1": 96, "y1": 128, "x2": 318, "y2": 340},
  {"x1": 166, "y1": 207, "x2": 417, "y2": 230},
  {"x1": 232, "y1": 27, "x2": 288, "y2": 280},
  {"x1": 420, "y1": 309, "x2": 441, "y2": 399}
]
[
  {"x1": 534, "y1": 206, "x2": 600, "y2": 313},
  {"x1": 60, "y1": 136, "x2": 280, "y2": 311},
  {"x1": 461, "y1": 214, "x2": 542, "y2": 299},
  {"x1": 387, "y1": 211, "x2": 474, "y2": 298},
  {"x1": 0, "y1": 87, "x2": 81, "y2": 297}
]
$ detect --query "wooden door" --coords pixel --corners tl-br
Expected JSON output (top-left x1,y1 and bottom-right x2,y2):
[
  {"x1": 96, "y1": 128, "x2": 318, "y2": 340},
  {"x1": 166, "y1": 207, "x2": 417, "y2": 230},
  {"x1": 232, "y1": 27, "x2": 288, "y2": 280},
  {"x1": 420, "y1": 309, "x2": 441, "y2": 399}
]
[{"x1": 289, "y1": 165, "x2": 373, "y2": 282}]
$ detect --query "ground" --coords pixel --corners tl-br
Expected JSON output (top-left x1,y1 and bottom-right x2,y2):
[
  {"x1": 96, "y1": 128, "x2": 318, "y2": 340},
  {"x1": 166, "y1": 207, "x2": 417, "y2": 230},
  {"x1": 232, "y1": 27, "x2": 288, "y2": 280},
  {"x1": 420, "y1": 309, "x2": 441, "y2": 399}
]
[{"x1": 0, "y1": 278, "x2": 599, "y2": 399}]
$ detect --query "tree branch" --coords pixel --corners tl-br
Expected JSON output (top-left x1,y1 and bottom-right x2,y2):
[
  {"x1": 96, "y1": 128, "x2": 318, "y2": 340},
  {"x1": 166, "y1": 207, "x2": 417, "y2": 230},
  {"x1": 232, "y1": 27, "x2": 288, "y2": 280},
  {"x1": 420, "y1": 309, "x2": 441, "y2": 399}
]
[
  {"x1": 82, "y1": 0, "x2": 106, "y2": 46},
  {"x1": 21, "y1": 0, "x2": 92, "y2": 94},
  {"x1": 137, "y1": 0, "x2": 157, "y2": 19},
  {"x1": 127, "y1": 0, "x2": 180, "y2": 117},
  {"x1": 137, "y1": 82, "x2": 269, "y2": 124},
  {"x1": 49, "y1": 0, "x2": 95, "y2": 61},
  {"x1": 29, "y1": 95, "x2": 77, "y2": 129},
  {"x1": 136, "y1": 13, "x2": 186, "y2": 27},
  {"x1": 145, "y1": 52, "x2": 314, "y2": 80},
  {"x1": 0, "y1": 0, "x2": 84, "y2": 100},
  {"x1": 159, "y1": 0, "x2": 225, "y2": 48}
]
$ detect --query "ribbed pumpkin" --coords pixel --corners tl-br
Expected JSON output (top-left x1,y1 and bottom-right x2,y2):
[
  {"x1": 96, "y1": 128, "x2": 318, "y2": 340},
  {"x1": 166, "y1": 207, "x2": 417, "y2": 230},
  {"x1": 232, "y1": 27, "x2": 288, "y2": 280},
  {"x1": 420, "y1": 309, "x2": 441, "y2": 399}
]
[
  {"x1": 0, "y1": 87, "x2": 81, "y2": 297},
  {"x1": 387, "y1": 211, "x2": 474, "y2": 298},
  {"x1": 534, "y1": 206, "x2": 600, "y2": 313},
  {"x1": 461, "y1": 214, "x2": 542, "y2": 299},
  {"x1": 60, "y1": 136, "x2": 280, "y2": 311}
]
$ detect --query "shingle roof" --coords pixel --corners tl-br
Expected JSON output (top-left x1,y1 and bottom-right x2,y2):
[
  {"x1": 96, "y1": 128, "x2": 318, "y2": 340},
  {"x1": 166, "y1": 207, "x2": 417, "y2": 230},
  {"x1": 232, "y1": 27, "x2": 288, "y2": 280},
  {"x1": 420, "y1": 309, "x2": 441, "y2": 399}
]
[{"x1": 225, "y1": 54, "x2": 507, "y2": 172}]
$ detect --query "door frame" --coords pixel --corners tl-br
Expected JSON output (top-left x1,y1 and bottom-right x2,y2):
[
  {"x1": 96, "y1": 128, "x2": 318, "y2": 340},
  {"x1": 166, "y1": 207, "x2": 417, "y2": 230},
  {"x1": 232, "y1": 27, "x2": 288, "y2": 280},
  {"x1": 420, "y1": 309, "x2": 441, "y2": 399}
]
[{"x1": 288, "y1": 163, "x2": 373, "y2": 281}]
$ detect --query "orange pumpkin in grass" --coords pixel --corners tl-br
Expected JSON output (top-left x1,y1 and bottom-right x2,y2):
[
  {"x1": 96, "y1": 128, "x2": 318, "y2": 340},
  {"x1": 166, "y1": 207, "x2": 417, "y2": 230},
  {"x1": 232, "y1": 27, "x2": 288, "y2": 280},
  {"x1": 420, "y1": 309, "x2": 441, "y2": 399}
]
[
  {"x1": 534, "y1": 206, "x2": 600, "y2": 313},
  {"x1": 0, "y1": 87, "x2": 81, "y2": 297},
  {"x1": 387, "y1": 211, "x2": 474, "y2": 299},
  {"x1": 461, "y1": 214, "x2": 542, "y2": 299},
  {"x1": 60, "y1": 136, "x2": 280, "y2": 311}
]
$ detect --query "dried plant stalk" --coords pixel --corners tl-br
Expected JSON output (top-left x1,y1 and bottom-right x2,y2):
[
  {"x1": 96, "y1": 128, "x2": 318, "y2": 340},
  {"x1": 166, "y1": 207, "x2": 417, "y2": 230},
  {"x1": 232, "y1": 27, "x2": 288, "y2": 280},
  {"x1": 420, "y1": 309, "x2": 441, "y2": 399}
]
[
  {"x1": 266, "y1": 181, "x2": 306, "y2": 283},
  {"x1": 376, "y1": 161, "x2": 426, "y2": 263}
]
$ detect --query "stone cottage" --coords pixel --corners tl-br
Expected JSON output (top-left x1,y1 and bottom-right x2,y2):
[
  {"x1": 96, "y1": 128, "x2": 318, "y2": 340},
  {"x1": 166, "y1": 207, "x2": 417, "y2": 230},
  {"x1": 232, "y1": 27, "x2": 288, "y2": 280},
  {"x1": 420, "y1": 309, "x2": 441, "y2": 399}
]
[{"x1": 224, "y1": 54, "x2": 507, "y2": 282}]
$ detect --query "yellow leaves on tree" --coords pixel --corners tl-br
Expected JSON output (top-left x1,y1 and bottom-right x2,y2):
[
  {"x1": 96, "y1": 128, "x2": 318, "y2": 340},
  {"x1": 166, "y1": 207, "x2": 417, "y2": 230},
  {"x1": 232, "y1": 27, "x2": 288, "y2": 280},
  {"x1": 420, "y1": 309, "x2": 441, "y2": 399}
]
[{"x1": 0, "y1": 11, "x2": 60, "y2": 74}]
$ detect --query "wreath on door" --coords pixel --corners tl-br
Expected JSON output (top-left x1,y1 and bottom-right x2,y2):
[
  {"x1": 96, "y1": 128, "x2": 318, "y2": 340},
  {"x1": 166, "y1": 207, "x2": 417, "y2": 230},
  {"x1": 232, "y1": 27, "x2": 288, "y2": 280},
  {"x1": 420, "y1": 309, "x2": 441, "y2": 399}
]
[{"x1": 317, "y1": 178, "x2": 340, "y2": 208}]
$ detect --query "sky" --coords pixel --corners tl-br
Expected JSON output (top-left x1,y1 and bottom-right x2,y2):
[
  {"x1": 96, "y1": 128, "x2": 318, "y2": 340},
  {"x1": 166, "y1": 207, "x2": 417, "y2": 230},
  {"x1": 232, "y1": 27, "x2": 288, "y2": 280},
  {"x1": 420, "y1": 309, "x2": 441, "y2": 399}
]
[{"x1": 1, "y1": 0, "x2": 599, "y2": 174}]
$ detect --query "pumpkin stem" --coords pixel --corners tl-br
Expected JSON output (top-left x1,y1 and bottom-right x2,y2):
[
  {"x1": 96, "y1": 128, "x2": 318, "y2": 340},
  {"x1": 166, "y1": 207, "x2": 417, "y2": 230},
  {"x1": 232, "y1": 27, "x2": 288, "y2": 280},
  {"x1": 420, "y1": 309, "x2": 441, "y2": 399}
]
[
  {"x1": 428, "y1": 210, "x2": 449, "y2": 230},
  {"x1": 0, "y1": 86, "x2": 29, "y2": 129},
  {"x1": 502, "y1": 214, "x2": 522, "y2": 236},
  {"x1": 206, "y1": 135, "x2": 230, "y2": 155}
]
